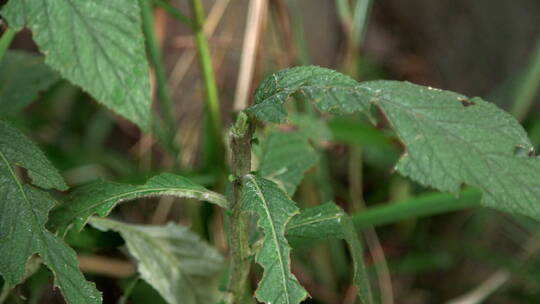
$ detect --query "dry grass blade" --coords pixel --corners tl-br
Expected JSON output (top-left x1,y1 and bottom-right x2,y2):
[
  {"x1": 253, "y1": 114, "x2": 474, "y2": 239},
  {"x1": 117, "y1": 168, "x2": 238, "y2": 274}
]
[{"x1": 233, "y1": 0, "x2": 268, "y2": 111}]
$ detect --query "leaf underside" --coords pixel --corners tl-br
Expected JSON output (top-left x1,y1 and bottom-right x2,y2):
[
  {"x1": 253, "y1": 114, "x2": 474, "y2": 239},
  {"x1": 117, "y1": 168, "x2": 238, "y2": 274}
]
[
  {"x1": 0, "y1": 51, "x2": 60, "y2": 115},
  {"x1": 0, "y1": 121, "x2": 101, "y2": 304},
  {"x1": 49, "y1": 173, "x2": 228, "y2": 236},
  {"x1": 91, "y1": 218, "x2": 224, "y2": 304},
  {"x1": 248, "y1": 66, "x2": 540, "y2": 220},
  {"x1": 286, "y1": 203, "x2": 373, "y2": 304},
  {"x1": 240, "y1": 174, "x2": 308, "y2": 304},
  {"x1": 2, "y1": 0, "x2": 152, "y2": 130}
]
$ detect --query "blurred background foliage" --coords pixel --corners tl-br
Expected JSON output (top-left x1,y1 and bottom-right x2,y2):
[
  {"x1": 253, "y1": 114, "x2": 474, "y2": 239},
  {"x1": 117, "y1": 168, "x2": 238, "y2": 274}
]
[{"x1": 1, "y1": 0, "x2": 540, "y2": 303}]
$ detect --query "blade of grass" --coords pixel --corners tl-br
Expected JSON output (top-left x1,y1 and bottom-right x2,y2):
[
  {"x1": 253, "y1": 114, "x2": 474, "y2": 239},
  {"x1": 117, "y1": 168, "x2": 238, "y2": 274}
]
[
  {"x1": 284, "y1": 0, "x2": 310, "y2": 65},
  {"x1": 0, "y1": 283, "x2": 9, "y2": 304},
  {"x1": 269, "y1": 0, "x2": 297, "y2": 66},
  {"x1": 339, "y1": 3, "x2": 387, "y2": 301},
  {"x1": 349, "y1": 147, "x2": 394, "y2": 304},
  {"x1": 0, "y1": 27, "x2": 16, "y2": 62},
  {"x1": 167, "y1": 0, "x2": 230, "y2": 94},
  {"x1": 335, "y1": 0, "x2": 353, "y2": 25},
  {"x1": 352, "y1": 189, "x2": 482, "y2": 230},
  {"x1": 118, "y1": 276, "x2": 140, "y2": 304},
  {"x1": 139, "y1": 0, "x2": 178, "y2": 140},
  {"x1": 510, "y1": 37, "x2": 540, "y2": 121},
  {"x1": 351, "y1": 0, "x2": 372, "y2": 48},
  {"x1": 445, "y1": 270, "x2": 510, "y2": 304},
  {"x1": 189, "y1": 0, "x2": 224, "y2": 166},
  {"x1": 152, "y1": 0, "x2": 192, "y2": 28},
  {"x1": 233, "y1": 0, "x2": 268, "y2": 111}
]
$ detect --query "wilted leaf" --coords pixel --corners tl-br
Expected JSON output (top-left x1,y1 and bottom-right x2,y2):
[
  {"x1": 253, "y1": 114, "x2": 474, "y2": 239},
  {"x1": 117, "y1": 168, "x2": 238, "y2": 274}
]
[
  {"x1": 2, "y1": 0, "x2": 152, "y2": 130},
  {"x1": 90, "y1": 218, "x2": 224, "y2": 304}
]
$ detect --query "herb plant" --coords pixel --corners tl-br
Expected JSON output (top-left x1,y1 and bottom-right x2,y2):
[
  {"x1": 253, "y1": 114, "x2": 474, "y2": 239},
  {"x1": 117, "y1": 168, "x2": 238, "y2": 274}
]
[{"x1": 0, "y1": 1, "x2": 539, "y2": 304}]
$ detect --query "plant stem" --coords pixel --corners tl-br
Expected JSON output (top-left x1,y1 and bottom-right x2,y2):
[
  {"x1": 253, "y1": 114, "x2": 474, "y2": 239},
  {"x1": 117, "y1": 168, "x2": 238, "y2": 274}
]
[
  {"x1": 189, "y1": 0, "x2": 224, "y2": 161},
  {"x1": 139, "y1": 0, "x2": 177, "y2": 136},
  {"x1": 227, "y1": 112, "x2": 254, "y2": 304},
  {"x1": 352, "y1": 188, "x2": 481, "y2": 230},
  {"x1": 0, "y1": 27, "x2": 16, "y2": 62}
]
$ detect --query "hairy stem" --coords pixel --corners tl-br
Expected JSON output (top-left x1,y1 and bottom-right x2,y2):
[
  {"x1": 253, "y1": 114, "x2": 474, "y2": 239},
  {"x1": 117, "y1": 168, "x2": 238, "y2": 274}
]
[
  {"x1": 227, "y1": 112, "x2": 254, "y2": 304},
  {"x1": 189, "y1": 0, "x2": 224, "y2": 162}
]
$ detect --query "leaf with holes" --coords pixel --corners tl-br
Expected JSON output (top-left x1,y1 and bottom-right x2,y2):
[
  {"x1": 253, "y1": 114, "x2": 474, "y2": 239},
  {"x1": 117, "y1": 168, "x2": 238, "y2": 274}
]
[
  {"x1": 247, "y1": 66, "x2": 540, "y2": 220},
  {"x1": 287, "y1": 202, "x2": 373, "y2": 304},
  {"x1": 2, "y1": 0, "x2": 151, "y2": 130},
  {"x1": 240, "y1": 174, "x2": 308, "y2": 304},
  {"x1": 90, "y1": 217, "x2": 225, "y2": 304},
  {"x1": 0, "y1": 121, "x2": 101, "y2": 304},
  {"x1": 49, "y1": 173, "x2": 228, "y2": 236},
  {"x1": 0, "y1": 51, "x2": 60, "y2": 115}
]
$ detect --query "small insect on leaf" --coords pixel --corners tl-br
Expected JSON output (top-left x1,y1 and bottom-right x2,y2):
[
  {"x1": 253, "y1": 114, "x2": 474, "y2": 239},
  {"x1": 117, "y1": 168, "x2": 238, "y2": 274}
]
[
  {"x1": 514, "y1": 145, "x2": 535, "y2": 158},
  {"x1": 458, "y1": 97, "x2": 475, "y2": 107}
]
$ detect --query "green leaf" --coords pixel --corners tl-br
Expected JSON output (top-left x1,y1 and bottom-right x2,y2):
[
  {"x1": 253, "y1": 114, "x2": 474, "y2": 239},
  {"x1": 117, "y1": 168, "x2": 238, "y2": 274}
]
[
  {"x1": 259, "y1": 130, "x2": 319, "y2": 196},
  {"x1": 328, "y1": 117, "x2": 399, "y2": 169},
  {"x1": 247, "y1": 66, "x2": 540, "y2": 220},
  {"x1": 365, "y1": 81, "x2": 540, "y2": 218},
  {"x1": 328, "y1": 117, "x2": 395, "y2": 152},
  {"x1": 2, "y1": 0, "x2": 151, "y2": 130},
  {"x1": 90, "y1": 218, "x2": 224, "y2": 304},
  {"x1": 287, "y1": 203, "x2": 373, "y2": 304},
  {"x1": 0, "y1": 51, "x2": 60, "y2": 115},
  {"x1": 0, "y1": 121, "x2": 101, "y2": 304},
  {"x1": 288, "y1": 114, "x2": 333, "y2": 141},
  {"x1": 0, "y1": 120, "x2": 66, "y2": 191},
  {"x1": 247, "y1": 66, "x2": 372, "y2": 123},
  {"x1": 258, "y1": 114, "x2": 332, "y2": 196},
  {"x1": 240, "y1": 174, "x2": 308, "y2": 304},
  {"x1": 49, "y1": 173, "x2": 228, "y2": 236}
]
